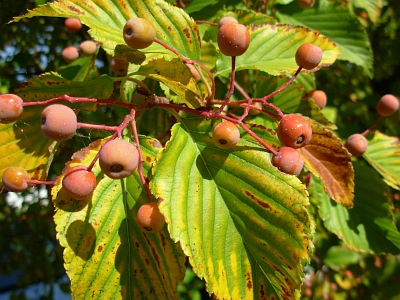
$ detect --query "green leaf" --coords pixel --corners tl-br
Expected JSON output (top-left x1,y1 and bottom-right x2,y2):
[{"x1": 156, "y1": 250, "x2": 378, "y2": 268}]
[
  {"x1": 315, "y1": 162, "x2": 400, "y2": 255},
  {"x1": 276, "y1": 0, "x2": 373, "y2": 77},
  {"x1": 52, "y1": 137, "x2": 186, "y2": 299},
  {"x1": 12, "y1": 0, "x2": 201, "y2": 61},
  {"x1": 363, "y1": 131, "x2": 400, "y2": 191},
  {"x1": 184, "y1": 0, "x2": 219, "y2": 14},
  {"x1": 351, "y1": 0, "x2": 383, "y2": 23},
  {"x1": 323, "y1": 246, "x2": 362, "y2": 271},
  {"x1": 151, "y1": 114, "x2": 312, "y2": 299}
]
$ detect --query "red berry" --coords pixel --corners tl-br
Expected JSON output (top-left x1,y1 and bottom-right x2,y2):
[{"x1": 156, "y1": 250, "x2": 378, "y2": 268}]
[
  {"x1": 298, "y1": 0, "x2": 315, "y2": 8},
  {"x1": 295, "y1": 43, "x2": 322, "y2": 70},
  {"x1": 307, "y1": 90, "x2": 327, "y2": 109},
  {"x1": 376, "y1": 94, "x2": 399, "y2": 117},
  {"x1": 212, "y1": 121, "x2": 240, "y2": 149},
  {"x1": 344, "y1": 134, "x2": 368, "y2": 157},
  {"x1": 137, "y1": 202, "x2": 165, "y2": 233},
  {"x1": 64, "y1": 18, "x2": 82, "y2": 33},
  {"x1": 277, "y1": 114, "x2": 312, "y2": 148},
  {"x1": 62, "y1": 166, "x2": 96, "y2": 200},
  {"x1": 62, "y1": 46, "x2": 79, "y2": 63},
  {"x1": 41, "y1": 104, "x2": 77, "y2": 141},
  {"x1": 79, "y1": 40, "x2": 97, "y2": 56},
  {"x1": 272, "y1": 147, "x2": 304, "y2": 176},
  {"x1": 217, "y1": 23, "x2": 250, "y2": 57},
  {"x1": 110, "y1": 58, "x2": 129, "y2": 75},
  {"x1": 2, "y1": 166, "x2": 29, "y2": 192},
  {"x1": 0, "y1": 94, "x2": 24, "y2": 123},
  {"x1": 99, "y1": 139, "x2": 139, "y2": 179},
  {"x1": 218, "y1": 16, "x2": 238, "y2": 27},
  {"x1": 123, "y1": 18, "x2": 156, "y2": 49},
  {"x1": 186, "y1": 64, "x2": 201, "y2": 82}
]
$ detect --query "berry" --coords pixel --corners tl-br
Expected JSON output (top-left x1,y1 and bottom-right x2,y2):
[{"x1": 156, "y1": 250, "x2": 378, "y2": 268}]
[
  {"x1": 0, "y1": 94, "x2": 24, "y2": 123},
  {"x1": 79, "y1": 40, "x2": 97, "y2": 56},
  {"x1": 62, "y1": 166, "x2": 96, "y2": 200},
  {"x1": 64, "y1": 18, "x2": 82, "y2": 33},
  {"x1": 295, "y1": 43, "x2": 322, "y2": 70},
  {"x1": 186, "y1": 64, "x2": 201, "y2": 82},
  {"x1": 62, "y1": 46, "x2": 79, "y2": 63},
  {"x1": 272, "y1": 147, "x2": 304, "y2": 176},
  {"x1": 137, "y1": 202, "x2": 165, "y2": 233},
  {"x1": 212, "y1": 121, "x2": 240, "y2": 149},
  {"x1": 218, "y1": 16, "x2": 238, "y2": 27},
  {"x1": 99, "y1": 139, "x2": 139, "y2": 179},
  {"x1": 110, "y1": 58, "x2": 129, "y2": 75},
  {"x1": 2, "y1": 166, "x2": 29, "y2": 192},
  {"x1": 298, "y1": 0, "x2": 315, "y2": 8},
  {"x1": 123, "y1": 18, "x2": 156, "y2": 49},
  {"x1": 41, "y1": 104, "x2": 77, "y2": 141},
  {"x1": 277, "y1": 114, "x2": 312, "y2": 148},
  {"x1": 344, "y1": 133, "x2": 368, "y2": 157},
  {"x1": 307, "y1": 90, "x2": 327, "y2": 109},
  {"x1": 217, "y1": 23, "x2": 250, "y2": 57},
  {"x1": 248, "y1": 101, "x2": 263, "y2": 116},
  {"x1": 377, "y1": 94, "x2": 399, "y2": 117}
]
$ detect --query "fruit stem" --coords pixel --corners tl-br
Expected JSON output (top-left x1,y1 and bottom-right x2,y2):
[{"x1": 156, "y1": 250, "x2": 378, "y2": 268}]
[
  {"x1": 26, "y1": 179, "x2": 55, "y2": 186},
  {"x1": 361, "y1": 115, "x2": 381, "y2": 136}
]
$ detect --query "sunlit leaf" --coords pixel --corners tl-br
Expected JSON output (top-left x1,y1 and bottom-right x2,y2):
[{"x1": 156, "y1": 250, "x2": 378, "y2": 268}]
[
  {"x1": 299, "y1": 119, "x2": 354, "y2": 208},
  {"x1": 52, "y1": 137, "x2": 186, "y2": 299},
  {"x1": 315, "y1": 162, "x2": 400, "y2": 255},
  {"x1": 363, "y1": 131, "x2": 400, "y2": 190},
  {"x1": 152, "y1": 114, "x2": 312, "y2": 299},
  {"x1": 352, "y1": 0, "x2": 383, "y2": 23}
]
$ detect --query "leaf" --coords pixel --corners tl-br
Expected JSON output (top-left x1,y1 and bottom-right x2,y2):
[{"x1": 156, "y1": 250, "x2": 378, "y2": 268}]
[
  {"x1": 276, "y1": 0, "x2": 373, "y2": 77},
  {"x1": 52, "y1": 137, "x2": 186, "y2": 299},
  {"x1": 363, "y1": 131, "x2": 400, "y2": 191},
  {"x1": 323, "y1": 246, "x2": 362, "y2": 271},
  {"x1": 13, "y1": 0, "x2": 201, "y2": 61},
  {"x1": 314, "y1": 162, "x2": 400, "y2": 255},
  {"x1": 351, "y1": 0, "x2": 383, "y2": 24},
  {"x1": 215, "y1": 23, "x2": 340, "y2": 77},
  {"x1": 299, "y1": 119, "x2": 354, "y2": 208},
  {"x1": 151, "y1": 114, "x2": 312, "y2": 300}
]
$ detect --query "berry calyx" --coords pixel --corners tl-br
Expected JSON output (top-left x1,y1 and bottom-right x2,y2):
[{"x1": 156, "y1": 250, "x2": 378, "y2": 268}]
[
  {"x1": 137, "y1": 202, "x2": 165, "y2": 233},
  {"x1": 123, "y1": 18, "x2": 156, "y2": 49},
  {"x1": 376, "y1": 94, "x2": 399, "y2": 117},
  {"x1": 298, "y1": 0, "x2": 315, "y2": 8},
  {"x1": 217, "y1": 23, "x2": 250, "y2": 57},
  {"x1": 79, "y1": 40, "x2": 97, "y2": 56},
  {"x1": 272, "y1": 147, "x2": 304, "y2": 176},
  {"x1": 98, "y1": 139, "x2": 139, "y2": 179},
  {"x1": 218, "y1": 16, "x2": 238, "y2": 27},
  {"x1": 41, "y1": 104, "x2": 77, "y2": 141},
  {"x1": 212, "y1": 121, "x2": 240, "y2": 149},
  {"x1": 277, "y1": 114, "x2": 312, "y2": 148},
  {"x1": 0, "y1": 94, "x2": 24, "y2": 123},
  {"x1": 110, "y1": 58, "x2": 129, "y2": 75},
  {"x1": 64, "y1": 18, "x2": 82, "y2": 33},
  {"x1": 62, "y1": 46, "x2": 79, "y2": 63},
  {"x1": 62, "y1": 166, "x2": 97, "y2": 200},
  {"x1": 344, "y1": 134, "x2": 368, "y2": 157},
  {"x1": 307, "y1": 90, "x2": 327, "y2": 109},
  {"x1": 2, "y1": 166, "x2": 29, "y2": 192},
  {"x1": 295, "y1": 43, "x2": 322, "y2": 70}
]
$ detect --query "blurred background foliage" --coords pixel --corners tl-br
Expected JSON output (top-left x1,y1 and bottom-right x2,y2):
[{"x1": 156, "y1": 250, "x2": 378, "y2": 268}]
[{"x1": 0, "y1": 0, "x2": 399, "y2": 299}]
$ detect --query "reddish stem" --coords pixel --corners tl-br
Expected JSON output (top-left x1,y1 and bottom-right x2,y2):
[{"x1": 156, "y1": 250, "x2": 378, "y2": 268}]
[
  {"x1": 361, "y1": 115, "x2": 381, "y2": 136},
  {"x1": 26, "y1": 179, "x2": 55, "y2": 186}
]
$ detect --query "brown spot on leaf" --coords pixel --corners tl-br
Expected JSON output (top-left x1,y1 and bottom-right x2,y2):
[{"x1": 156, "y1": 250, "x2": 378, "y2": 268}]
[
  {"x1": 244, "y1": 190, "x2": 271, "y2": 209},
  {"x1": 97, "y1": 245, "x2": 103, "y2": 252},
  {"x1": 183, "y1": 27, "x2": 190, "y2": 39},
  {"x1": 246, "y1": 271, "x2": 252, "y2": 289},
  {"x1": 68, "y1": 6, "x2": 84, "y2": 15}
]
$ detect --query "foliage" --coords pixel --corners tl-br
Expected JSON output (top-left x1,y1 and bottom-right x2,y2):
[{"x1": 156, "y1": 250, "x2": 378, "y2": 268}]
[{"x1": 0, "y1": 0, "x2": 399, "y2": 299}]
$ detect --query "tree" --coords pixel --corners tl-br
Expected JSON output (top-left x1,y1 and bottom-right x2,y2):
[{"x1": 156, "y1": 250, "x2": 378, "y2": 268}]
[{"x1": 1, "y1": 0, "x2": 399, "y2": 299}]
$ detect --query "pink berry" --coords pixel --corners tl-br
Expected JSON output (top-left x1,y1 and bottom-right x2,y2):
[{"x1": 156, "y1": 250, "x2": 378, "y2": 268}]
[
  {"x1": 376, "y1": 94, "x2": 399, "y2": 117},
  {"x1": 298, "y1": 0, "x2": 315, "y2": 8},
  {"x1": 41, "y1": 104, "x2": 77, "y2": 141},
  {"x1": 64, "y1": 18, "x2": 82, "y2": 33},
  {"x1": 137, "y1": 202, "x2": 165, "y2": 233},
  {"x1": 98, "y1": 139, "x2": 140, "y2": 179},
  {"x1": 295, "y1": 43, "x2": 322, "y2": 70},
  {"x1": 110, "y1": 58, "x2": 129, "y2": 75},
  {"x1": 62, "y1": 166, "x2": 97, "y2": 200},
  {"x1": 272, "y1": 147, "x2": 304, "y2": 176},
  {"x1": 344, "y1": 134, "x2": 368, "y2": 157},
  {"x1": 217, "y1": 23, "x2": 250, "y2": 57},
  {"x1": 0, "y1": 94, "x2": 24, "y2": 123},
  {"x1": 277, "y1": 114, "x2": 312, "y2": 148},
  {"x1": 307, "y1": 90, "x2": 327, "y2": 109},
  {"x1": 212, "y1": 121, "x2": 240, "y2": 149},
  {"x1": 62, "y1": 46, "x2": 79, "y2": 63},
  {"x1": 79, "y1": 40, "x2": 97, "y2": 56}
]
